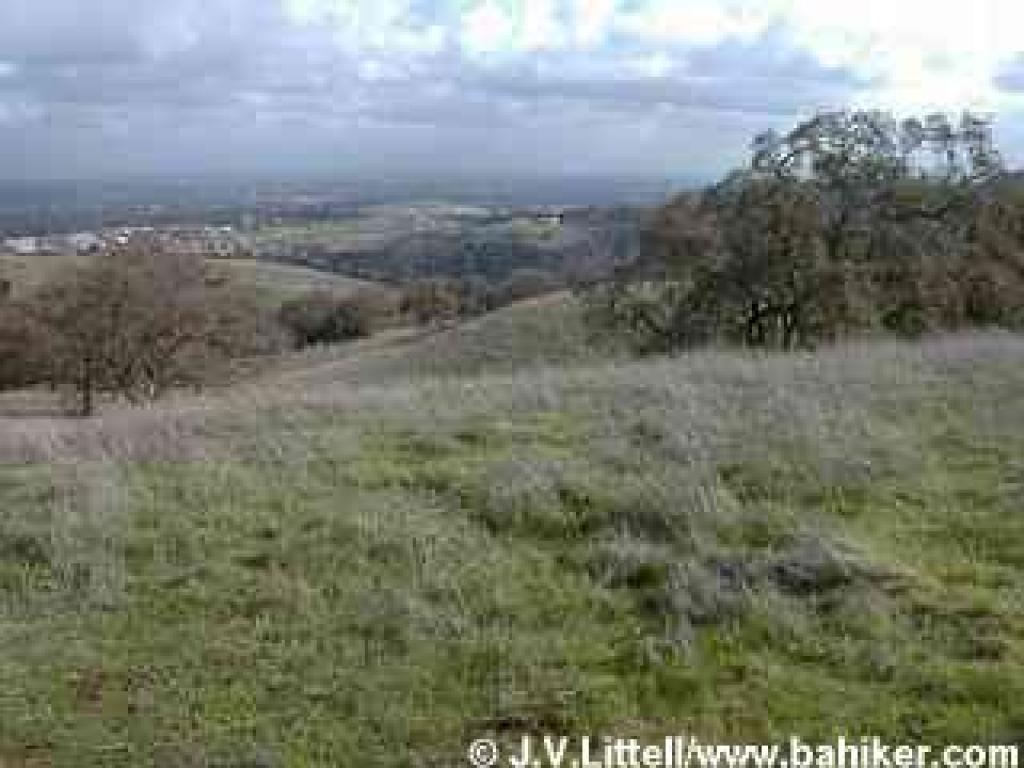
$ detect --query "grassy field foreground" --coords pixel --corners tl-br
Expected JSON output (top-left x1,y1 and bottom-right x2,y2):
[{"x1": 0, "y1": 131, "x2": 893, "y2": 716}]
[{"x1": 1, "y1": 328, "x2": 1023, "y2": 765}]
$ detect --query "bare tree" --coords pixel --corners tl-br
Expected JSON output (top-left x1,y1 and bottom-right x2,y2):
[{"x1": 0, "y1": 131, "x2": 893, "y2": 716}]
[
  {"x1": 0, "y1": 299, "x2": 49, "y2": 391},
  {"x1": 29, "y1": 244, "x2": 275, "y2": 416}
]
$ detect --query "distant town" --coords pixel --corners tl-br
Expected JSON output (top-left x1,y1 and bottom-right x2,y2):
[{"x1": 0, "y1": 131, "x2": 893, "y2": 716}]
[
  {"x1": 1, "y1": 225, "x2": 251, "y2": 261},
  {"x1": 1, "y1": 199, "x2": 643, "y2": 289}
]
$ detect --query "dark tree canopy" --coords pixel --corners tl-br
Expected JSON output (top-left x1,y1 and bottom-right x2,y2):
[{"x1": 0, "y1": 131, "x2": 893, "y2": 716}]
[
  {"x1": 278, "y1": 291, "x2": 374, "y2": 348},
  {"x1": 586, "y1": 109, "x2": 1024, "y2": 352}
]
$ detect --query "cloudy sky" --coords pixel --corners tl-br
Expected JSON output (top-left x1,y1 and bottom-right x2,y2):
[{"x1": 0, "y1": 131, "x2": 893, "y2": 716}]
[{"x1": 2, "y1": 0, "x2": 1024, "y2": 179}]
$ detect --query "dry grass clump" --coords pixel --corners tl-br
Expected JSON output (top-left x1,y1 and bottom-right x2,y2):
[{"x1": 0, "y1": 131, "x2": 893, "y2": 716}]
[
  {"x1": 0, "y1": 405, "x2": 219, "y2": 464},
  {"x1": 5, "y1": 327, "x2": 1020, "y2": 469}
]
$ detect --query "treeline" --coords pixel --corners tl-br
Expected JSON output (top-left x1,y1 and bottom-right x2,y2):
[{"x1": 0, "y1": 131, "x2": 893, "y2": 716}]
[
  {"x1": 268, "y1": 207, "x2": 646, "y2": 287},
  {"x1": 585, "y1": 111, "x2": 1024, "y2": 352},
  {"x1": 278, "y1": 267, "x2": 564, "y2": 343},
  {"x1": 397, "y1": 268, "x2": 563, "y2": 325},
  {"x1": 0, "y1": 244, "x2": 565, "y2": 415}
]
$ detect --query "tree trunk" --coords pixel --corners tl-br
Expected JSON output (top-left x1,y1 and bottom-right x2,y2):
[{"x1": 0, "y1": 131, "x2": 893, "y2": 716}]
[
  {"x1": 746, "y1": 302, "x2": 766, "y2": 346},
  {"x1": 782, "y1": 308, "x2": 798, "y2": 350},
  {"x1": 79, "y1": 358, "x2": 94, "y2": 418}
]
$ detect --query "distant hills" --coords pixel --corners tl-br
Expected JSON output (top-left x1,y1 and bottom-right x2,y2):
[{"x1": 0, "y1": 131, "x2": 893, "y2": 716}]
[
  {"x1": 0, "y1": 175, "x2": 699, "y2": 237},
  {"x1": 253, "y1": 204, "x2": 649, "y2": 284}
]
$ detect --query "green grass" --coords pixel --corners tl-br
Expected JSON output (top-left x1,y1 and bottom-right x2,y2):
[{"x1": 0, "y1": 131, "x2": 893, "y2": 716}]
[
  {"x1": 1, "y1": 333, "x2": 1024, "y2": 764},
  {"x1": 208, "y1": 259, "x2": 385, "y2": 308},
  {"x1": 272, "y1": 292, "x2": 622, "y2": 388}
]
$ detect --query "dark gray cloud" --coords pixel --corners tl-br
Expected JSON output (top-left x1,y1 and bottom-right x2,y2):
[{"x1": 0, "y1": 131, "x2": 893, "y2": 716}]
[
  {"x1": 445, "y1": 44, "x2": 864, "y2": 119},
  {"x1": 0, "y1": 0, "x2": 869, "y2": 179}
]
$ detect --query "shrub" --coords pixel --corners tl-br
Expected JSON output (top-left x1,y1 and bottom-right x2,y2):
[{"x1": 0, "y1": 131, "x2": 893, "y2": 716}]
[
  {"x1": 399, "y1": 279, "x2": 461, "y2": 327},
  {"x1": 278, "y1": 291, "x2": 374, "y2": 348},
  {"x1": 454, "y1": 276, "x2": 499, "y2": 318}
]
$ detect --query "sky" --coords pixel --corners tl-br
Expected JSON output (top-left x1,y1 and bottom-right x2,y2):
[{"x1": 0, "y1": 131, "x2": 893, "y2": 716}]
[{"x1": 2, "y1": 0, "x2": 1024, "y2": 180}]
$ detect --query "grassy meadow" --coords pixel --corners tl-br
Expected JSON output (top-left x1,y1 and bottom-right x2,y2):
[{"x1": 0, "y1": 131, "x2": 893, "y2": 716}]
[
  {"x1": 1, "y1": 295, "x2": 1023, "y2": 765},
  {"x1": 0, "y1": 254, "x2": 379, "y2": 309}
]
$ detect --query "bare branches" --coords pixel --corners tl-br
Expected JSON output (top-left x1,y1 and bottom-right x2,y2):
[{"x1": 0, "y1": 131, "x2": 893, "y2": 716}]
[{"x1": 25, "y1": 244, "x2": 275, "y2": 416}]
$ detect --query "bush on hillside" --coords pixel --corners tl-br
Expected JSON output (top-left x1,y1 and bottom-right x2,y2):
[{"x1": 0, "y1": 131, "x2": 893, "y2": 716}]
[
  {"x1": 278, "y1": 291, "x2": 375, "y2": 348},
  {"x1": 453, "y1": 276, "x2": 500, "y2": 318},
  {"x1": 398, "y1": 271, "x2": 564, "y2": 329},
  {"x1": 400, "y1": 279, "x2": 462, "y2": 327}
]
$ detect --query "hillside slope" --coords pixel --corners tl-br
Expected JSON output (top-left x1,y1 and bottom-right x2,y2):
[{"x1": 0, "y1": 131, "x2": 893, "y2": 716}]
[
  {"x1": 0, "y1": 252, "x2": 90, "y2": 297},
  {"x1": 208, "y1": 258, "x2": 383, "y2": 306},
  {"x1": 0, "y1": 253, "x2": 381, "y2": 307},
  {"x1": 1, "y1": 331, "x2": 1023, "y2": 764},
  {"x1": 272, "y1": 291, "x2": 622, "y2": 389}
]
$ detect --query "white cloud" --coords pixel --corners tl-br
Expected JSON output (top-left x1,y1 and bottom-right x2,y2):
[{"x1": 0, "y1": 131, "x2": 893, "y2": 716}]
[
  {"x1": 281, "y1": 0, "x2": 446, "y2": 54},
  {"x1": 573, "y1": 0, "x2": 616, "y2": 47},
  {"x1": 276, "y1": 0, "x2": 1024, "y2": 114},
  {"x1": 462, "y1": 2, "x2": 515, "y2": 53},
  {"x1": 617, "y1": 0, "x2": 765, "y2": 47},
  {"x1": 772, "y1": 0, "x2": 1020, "y2": 110},
  {"x1": 521, "y1": 0, "x2": 564, "y2": 49},
  {"x1": 599, "y1": 0, "x2": 1024, "y2": 112}
]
